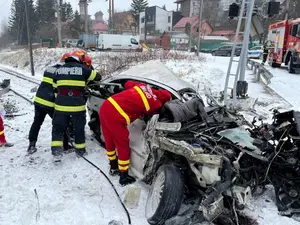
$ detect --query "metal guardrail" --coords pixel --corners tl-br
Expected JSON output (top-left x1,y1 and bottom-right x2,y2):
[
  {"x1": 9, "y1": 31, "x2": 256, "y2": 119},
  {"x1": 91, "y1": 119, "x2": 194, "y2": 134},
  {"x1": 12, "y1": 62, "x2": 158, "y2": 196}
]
[
  {"x1": 247, "y1": 59, "x2": 273, "y2": 85},
  {"x1": 247, "y1": 59, "x2": 292, "y2": 107}
]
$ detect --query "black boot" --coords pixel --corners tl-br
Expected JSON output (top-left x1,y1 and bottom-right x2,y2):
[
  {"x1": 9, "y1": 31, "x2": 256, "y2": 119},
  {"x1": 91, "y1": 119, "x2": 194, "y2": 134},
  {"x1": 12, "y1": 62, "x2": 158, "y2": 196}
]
[
  {"x1": 76, "y1": 148, "x2": 87, "y2": 157},
  {"x1": 119, "y1": 171, "x2": 136, "y2": 186},
  {"x1": 109, "y1": 159, "x2": 119, "y2": 176},
  {"x1": 27, "y1": 141, "x2": 37, "y2": 154},
  {"x1": 4, "y1": 142, "x2": 14, "y2": 147},
  {"x1": 63, "y1": 141, "x2": 74, "y2": 154},
  {"x1": 52, "y1": 146, "x2": 63, "y2": 163}
]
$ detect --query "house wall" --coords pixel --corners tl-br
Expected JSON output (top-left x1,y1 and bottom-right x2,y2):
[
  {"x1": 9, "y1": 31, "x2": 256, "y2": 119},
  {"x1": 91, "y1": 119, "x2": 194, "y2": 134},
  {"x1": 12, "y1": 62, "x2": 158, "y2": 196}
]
[
  {"x1": 172, "y1": 12, "x2": 184, "y2": 28},
  {"x1": 181, "y1": 0, "x2": 191, "y2": 17},
  {"x1": 155, "y1": 7, "x2": 173, "y2": 33},
  {"x1": 190, "y1": 0, "x2": 201, "y2": 17},
  {"x1": 140, "y1": 6, "x2": 175, "y2": 36}
]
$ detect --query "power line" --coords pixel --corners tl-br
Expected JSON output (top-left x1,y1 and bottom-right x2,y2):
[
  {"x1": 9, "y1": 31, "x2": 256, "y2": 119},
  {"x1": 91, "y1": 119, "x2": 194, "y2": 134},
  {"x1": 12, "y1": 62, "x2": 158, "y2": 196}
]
[{"x1": 0, "y1": 0, "x2": 10, "y2": 10}]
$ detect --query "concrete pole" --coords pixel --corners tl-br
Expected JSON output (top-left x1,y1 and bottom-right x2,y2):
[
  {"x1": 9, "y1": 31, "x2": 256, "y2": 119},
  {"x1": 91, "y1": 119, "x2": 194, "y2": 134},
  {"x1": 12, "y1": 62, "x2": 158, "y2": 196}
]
[
  {"x1": 84, "y1": 0, "x2": 88, "y2": 48},
  {"x1": 111, "y1": 0, "x2": 114, "y2": 32},
  {"x1": 56, "y1": 0, "x2": 62, "y2": 47},
  {"x1": 109, "y1": 0, "x2": 112, "y2": 33},
  {"x1": 285, "y1": 0, "x2": 290, "y2": 20},
  {"x1": 144, "y1": 9, "x2": 147, "y2": 41},
  {"x1": 196, "y1": 0, "x2": 204, "y2": 56},
  {"x1": 24, "y1": 0, "x2": 35, "y2": 76}
]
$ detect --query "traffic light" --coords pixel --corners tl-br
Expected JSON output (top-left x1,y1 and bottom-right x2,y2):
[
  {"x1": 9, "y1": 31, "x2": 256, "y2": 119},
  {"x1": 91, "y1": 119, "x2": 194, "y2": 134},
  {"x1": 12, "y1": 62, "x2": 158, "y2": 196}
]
[
  {"x1": 229, "y1": 3, "x2": 240, "y2": 19},
  {"x1": 267, "y1": 1, "x2": 280, "y2": 17}
]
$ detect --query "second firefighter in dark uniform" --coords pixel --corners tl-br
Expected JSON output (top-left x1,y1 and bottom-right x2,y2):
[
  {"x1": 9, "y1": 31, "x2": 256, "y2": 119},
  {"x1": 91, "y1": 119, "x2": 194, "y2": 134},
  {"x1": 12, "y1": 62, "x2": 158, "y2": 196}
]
[
  {"x1": 27, "y1": 52, "x2": 72, "y2": 154},
  {"x1": 51, "y1": 51, "x2": 102, "y2": 160}
]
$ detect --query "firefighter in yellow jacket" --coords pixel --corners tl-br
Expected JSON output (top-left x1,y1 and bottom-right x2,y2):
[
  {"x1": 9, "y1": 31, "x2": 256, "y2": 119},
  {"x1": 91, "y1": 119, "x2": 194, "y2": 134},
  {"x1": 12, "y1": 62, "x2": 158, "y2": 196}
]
[
  {"x1": 51, "y1": 51, "x2": 102, "y2": 161},
  {"x1": 27, "y1": 52, "x2": 72, "y2": 154}
]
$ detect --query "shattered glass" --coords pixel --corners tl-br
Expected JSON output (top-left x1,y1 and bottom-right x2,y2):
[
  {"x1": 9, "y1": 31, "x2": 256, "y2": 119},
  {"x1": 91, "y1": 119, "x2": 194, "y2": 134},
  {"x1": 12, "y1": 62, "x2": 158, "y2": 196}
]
[{"x1": 218, "y1": 127, "x2": 259, "y2": 151}]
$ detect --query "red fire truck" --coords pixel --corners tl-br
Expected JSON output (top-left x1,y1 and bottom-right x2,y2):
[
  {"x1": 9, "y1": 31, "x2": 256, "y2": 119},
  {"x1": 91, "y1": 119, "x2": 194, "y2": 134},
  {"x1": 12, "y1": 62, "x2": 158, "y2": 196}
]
[{"x1": 267, "y1": 19, "x2": 300, "y2": 73}]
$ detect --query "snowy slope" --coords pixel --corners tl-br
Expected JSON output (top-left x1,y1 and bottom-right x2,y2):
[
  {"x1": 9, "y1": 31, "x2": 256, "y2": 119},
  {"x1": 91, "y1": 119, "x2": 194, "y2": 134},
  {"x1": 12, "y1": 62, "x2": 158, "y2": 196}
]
[{"x1": 0, "y1": 50, "x2": 300, "y2": 225}]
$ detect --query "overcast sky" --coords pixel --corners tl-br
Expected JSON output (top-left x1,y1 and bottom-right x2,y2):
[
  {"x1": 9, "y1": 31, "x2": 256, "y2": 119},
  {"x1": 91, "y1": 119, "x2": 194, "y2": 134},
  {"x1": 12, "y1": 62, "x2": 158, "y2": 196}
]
[{"x1": 1, "y1": 0, "x2": 177, "y2": 23}]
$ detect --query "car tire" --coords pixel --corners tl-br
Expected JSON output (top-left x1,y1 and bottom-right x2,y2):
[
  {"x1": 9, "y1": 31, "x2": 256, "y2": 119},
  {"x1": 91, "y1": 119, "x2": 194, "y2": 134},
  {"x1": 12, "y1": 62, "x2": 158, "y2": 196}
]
[
  {"x1": 288, "y1": 58, "x2": 296, "y2": 74},
  {"x1": 145, "y1": 164, "x2": 184, "y2": 225},
  {"x1": 227, "y1": 52, "x2": 231, "y2": 57},
  {"x1": 212, "y1": 51, "x2": 216, "y2": 56}
]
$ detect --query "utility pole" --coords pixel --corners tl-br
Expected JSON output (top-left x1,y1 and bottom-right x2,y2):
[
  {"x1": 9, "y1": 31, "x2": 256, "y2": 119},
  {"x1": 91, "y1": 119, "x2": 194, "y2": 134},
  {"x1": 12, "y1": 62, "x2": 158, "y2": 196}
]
[
  {"x1": 108, "y1": 0, "x2": 112, "y2": 33},
  {"x1": 111, "y1": 0, "x2": 114, "y2": 32},
  {"x1": 239, "y1": 0, "x2": 255, "y2": 82},
  {"x1": 84, "y1": 0, "x2": 88, "y2": 48},
  {"x1": 144, "y1": 9, "x2": 147, "y2": 41},
  {"x1": 196, "y1": 0, "x2": 204, "y2": 56},
  {"x1": 285, "y1": 0, "x2": 290, "y2": 20},
  {"x1": 24, "y1": 0, "x2": 35, "y2": 76},
  {"x1": 56, "y1": 0, "x2": 62, "y2": 47}
]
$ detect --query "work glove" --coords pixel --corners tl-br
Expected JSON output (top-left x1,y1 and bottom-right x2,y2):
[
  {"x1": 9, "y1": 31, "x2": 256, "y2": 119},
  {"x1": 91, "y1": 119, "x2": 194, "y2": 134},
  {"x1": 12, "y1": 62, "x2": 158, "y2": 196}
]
[
  {"x1": 0, "y1": 110, "x2": 6, "y2": 118},
  {"x1": 0, "y1": 104, "x2": 5, "y2": 117}
]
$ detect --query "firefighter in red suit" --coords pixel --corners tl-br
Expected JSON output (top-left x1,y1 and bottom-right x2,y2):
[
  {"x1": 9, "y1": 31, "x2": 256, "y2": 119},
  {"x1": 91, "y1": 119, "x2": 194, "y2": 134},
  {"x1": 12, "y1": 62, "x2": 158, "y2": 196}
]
[
  {"x1": 99, "y1": 81, "x2": 172, "y2": 186},
  {"x1": 0, "y1": 109, "x2": 13, "y2": 147}
]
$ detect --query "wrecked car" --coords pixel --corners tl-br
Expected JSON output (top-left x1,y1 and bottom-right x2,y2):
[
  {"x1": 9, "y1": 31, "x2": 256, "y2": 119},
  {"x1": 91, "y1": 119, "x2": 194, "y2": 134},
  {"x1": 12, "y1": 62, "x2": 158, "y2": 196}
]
[{"x1": 86, "y1": 72, "x2": 300, "y2": 224}]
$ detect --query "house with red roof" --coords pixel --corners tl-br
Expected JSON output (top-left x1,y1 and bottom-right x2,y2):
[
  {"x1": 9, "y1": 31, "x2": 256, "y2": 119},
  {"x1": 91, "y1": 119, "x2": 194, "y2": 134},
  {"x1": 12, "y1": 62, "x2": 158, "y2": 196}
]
[
  {"x1": 210, "y1": 29, "x2": 242, "y2": 42},
  {"x1": 173, "y1": 16, "x2": 212, "y2": 37},
  {"x1": 92, "y1": 11, "x2": 108, "y2": 34}
]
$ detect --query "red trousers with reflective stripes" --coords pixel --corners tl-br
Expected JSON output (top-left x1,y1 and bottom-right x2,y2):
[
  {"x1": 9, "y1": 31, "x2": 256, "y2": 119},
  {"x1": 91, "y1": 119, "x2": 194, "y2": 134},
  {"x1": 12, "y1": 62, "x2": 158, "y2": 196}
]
[
  {"x1": 99, "y1": 100, "x2": 130, "y2": 172},
  {"x1": 0, "y1": 116, "x2": 6, "y2": 143}
]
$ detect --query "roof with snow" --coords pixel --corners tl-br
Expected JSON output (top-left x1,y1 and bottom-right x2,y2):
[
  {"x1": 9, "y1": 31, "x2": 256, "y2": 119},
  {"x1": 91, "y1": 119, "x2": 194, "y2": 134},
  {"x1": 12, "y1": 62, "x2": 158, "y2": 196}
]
[
  {"x1": 93, "y1": 22, "x2": 108, "y2": 31},
  {"x1": 201, "y1": 36, "x2": 229, "y2": 41},
  {"x1": 174, "y1": 0, "x2": 186, "y2": 3},
  {"x1": 171, "y1": 33, "x2": 190, "y2": 39},
  {"x1": 211, "y1": 30, "x2": 235, "y2": 36}
]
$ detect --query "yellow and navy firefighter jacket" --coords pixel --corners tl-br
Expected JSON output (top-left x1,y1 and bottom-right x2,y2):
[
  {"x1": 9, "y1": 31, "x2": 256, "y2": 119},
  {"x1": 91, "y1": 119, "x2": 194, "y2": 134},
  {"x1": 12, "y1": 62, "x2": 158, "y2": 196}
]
[
  {"x1": 34, "y1": 64, "x2": 62, "y2": 108},
  {"x1": 53, "y1": 62, "x2": 102, "y2": 113}
]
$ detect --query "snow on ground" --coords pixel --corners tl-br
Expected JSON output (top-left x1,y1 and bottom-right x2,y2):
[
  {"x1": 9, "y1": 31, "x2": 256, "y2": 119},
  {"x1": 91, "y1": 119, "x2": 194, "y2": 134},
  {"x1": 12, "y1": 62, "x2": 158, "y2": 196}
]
[
  {"x1": 0, "y1": 49, "x2": 300, "y2": 225},
  {"x1": 0, "y1": 47, "x2": 171, "y2": 81},
  {"x1": 259, "y1": 64, "x2": 300, "y2": 110},
  {"x1": 165, "y1": 53, "x2": 291, "y2": 121},
  {"x1": 0, "y1": 82, "x2": 149, "y2": 225}
]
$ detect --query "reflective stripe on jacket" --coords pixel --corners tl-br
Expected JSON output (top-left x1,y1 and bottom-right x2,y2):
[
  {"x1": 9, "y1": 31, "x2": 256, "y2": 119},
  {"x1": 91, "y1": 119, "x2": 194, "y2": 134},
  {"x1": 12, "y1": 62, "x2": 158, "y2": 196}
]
[
  {"x1": 106, "y1": 81, "x2": 171, "y2": 124},
  {"x1": 53, "y1": 62, "x2": 101, "y2": 113},
  {"x1": 34, "y1": 64, "x2": 60, "y2": 108}
]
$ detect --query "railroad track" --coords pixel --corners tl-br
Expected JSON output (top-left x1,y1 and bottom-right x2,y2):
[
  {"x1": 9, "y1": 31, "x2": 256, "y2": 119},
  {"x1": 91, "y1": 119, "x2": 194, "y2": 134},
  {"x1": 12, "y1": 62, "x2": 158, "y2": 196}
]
[{"x1": 0, "y1": 67, "x2": 41, "y2": 104}]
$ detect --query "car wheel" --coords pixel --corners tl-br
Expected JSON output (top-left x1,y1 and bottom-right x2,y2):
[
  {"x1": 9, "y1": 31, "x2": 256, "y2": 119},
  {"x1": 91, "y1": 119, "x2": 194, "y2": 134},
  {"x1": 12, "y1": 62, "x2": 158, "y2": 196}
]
[
  {"x1": 88, "y1": 112, "x2": 105, "y2": 147},
  {"x1": 212, "y1": 51, "x2": 216, "y2": 56},
  {"x1": 288, "y1": 58, "x2": 296, "y2": 74},
  {"x1": 227, "y1": 52, "x2": 231, "y2": 57},
  {"x1": 145, "y1": 164, "x2": 184, "y2": 225}
]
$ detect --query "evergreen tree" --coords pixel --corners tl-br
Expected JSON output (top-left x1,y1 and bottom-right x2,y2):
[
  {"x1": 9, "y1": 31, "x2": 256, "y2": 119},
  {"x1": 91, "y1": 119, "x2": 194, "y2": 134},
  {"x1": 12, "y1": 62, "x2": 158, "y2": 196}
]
[
  {"x1": 131, "y1": 0, "x2": 148, "y2": 34},
  {"x1": 35, "y1": 0, "x2": 56, "y2": 26},
  {"x1": 9, "y1": 0, "x2": 37, "y2": 45},
  {"x1": 162, "y1": 4, "x2": 166, "y2": 10},
  {"x1": 67, "y1": 10, "x2": 85, "y2": 38},
  {"x1": 61, "y1": 2, "x2": 74, "y2": 22}
]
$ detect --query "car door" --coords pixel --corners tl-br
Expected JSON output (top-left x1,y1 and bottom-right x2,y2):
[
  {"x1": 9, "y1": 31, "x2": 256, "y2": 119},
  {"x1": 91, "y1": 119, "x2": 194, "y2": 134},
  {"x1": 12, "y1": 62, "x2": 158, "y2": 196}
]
[{"x1": 216, "y1": 46, "x2": 225, "y2": 55}]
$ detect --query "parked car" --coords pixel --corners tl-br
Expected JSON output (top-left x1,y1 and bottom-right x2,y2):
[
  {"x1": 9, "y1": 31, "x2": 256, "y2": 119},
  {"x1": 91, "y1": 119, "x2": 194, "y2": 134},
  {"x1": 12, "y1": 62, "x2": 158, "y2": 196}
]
[
  {"x1": 248, "y1": 45, "x2": 263, "y2": 59},
  {"x1": 211, "y1": 45, "x2": 242, "y2": 57}
]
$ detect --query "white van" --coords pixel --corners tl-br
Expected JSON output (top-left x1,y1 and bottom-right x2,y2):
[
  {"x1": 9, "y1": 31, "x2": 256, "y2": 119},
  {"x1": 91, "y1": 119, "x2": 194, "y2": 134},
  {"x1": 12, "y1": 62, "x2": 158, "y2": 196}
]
[{"x1": 97, "y1": 34, "x2": 140, "y2": 51}]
